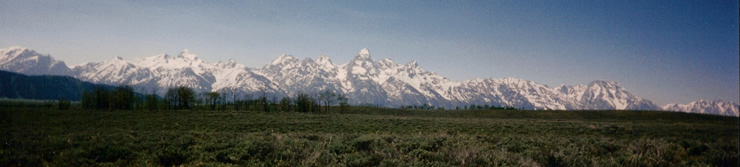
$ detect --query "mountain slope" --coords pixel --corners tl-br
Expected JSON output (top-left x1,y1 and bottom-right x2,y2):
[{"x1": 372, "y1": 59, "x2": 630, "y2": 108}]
[
  {"x1": 72, "y1": 50, "x2": 281, "y2": 96},
  {"x1": 574, "y1": 80, "x2": 660, "y2": 110},
  {"x1": 663, "y1": 100, "x2": 739, "y2": 116},
  {"x1": 0, "y1": 46, "x2": 73, "y2": 76},
  {"x1": 258, "y1": 54, "x2": 341, "y2": 97},
  {"x1": 5, "y1": 46, "x2": 735, "y2": 115},
  {"x1": 0, "y1": 70, "x2": 110, "y2": 100}
]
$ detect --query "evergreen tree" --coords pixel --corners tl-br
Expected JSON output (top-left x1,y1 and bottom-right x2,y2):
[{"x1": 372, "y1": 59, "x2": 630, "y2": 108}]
[
  {"x1": 296, "y1": 92, "x2": 319, "y2": 113},
  {"x1": 176, "y1": 86, "x2": 195, "y2": 110},
  {"x1": 206, "y1": 92, "x2": 220, "y2": 110},
  {"x1": 164, "y1": 88, "x2": 178, "y2": 110},
  {"x1": 163, "y1": 86, "x2": 195, "y2": 110},
  {"x1": 320, "y1": 90, "x2": 336, "y2": 113},
  {"x1": 259, "y1": 89, "x2": 269, "y2": 112},
  {"x1": 279, "y1": 97, "x2": 291, "y2": 112},
  {"x1": 145, "y1": 93, "x2": 159, "y2": 111},
  {"x1": 113, "y1": 85, "x2": 134, "y2": 110},
  {"x1": 58, "y1": 99, "x2": 71, "y2": 110},
  {"x1": 337, "y1": 93, "x2": 349, "y2": 113}
]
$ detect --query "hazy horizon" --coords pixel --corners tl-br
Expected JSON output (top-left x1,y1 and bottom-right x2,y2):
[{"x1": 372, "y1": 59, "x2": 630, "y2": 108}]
[{"x1": 1, "y1": 0, "x2": 738, "y2": 106}]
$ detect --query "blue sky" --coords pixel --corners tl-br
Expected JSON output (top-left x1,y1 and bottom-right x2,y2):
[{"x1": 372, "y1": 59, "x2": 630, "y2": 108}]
[{"x1": 1, "y1": 0, "x2": 737, "y2": 106}]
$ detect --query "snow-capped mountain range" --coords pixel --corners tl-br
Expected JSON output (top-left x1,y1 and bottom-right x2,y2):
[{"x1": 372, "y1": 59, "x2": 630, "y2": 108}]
[
  {"x1": 663, "y1": 99, "x2": 739, "y2": 116},
  {"x1": 0, "y1": 46, "x2": 737, "y2": 116}
]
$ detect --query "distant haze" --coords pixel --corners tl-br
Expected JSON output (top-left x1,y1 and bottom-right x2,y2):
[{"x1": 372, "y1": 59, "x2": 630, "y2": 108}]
[{"x1": 0, "y1": 1, "x2": 737, "y2": 106}]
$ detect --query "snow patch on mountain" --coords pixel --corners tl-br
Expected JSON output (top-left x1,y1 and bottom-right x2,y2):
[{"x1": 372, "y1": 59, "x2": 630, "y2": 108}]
[
  {"x1": 663, "y1": 99, "x2": 739, "y2": 116},
  {"x1": 0, "y1": 46, "x2": 72, "y2": 76}
]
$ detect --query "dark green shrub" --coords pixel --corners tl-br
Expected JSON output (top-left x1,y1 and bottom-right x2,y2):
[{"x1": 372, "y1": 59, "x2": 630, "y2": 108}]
[
  {"x1": 330, "y1": 142, "x2": 353, "y2": 154},
  {"x1": 58, "y1": 99, "x2": 71, "y2": 110},
  {"x1": 422, "y1": 137, "x2": 446, "y2": 152},
  {"x1": 353, "y1": 137, "x2": 377, "y2": 152},
  {"x1": 84, "y1": 145, "x2": 133, "y2": 163},
  {"x1": 345, "y1": 153, "x2": 383, "y2": 167},
  {"x1": 156, "y1": 146, "x2": 189, "y2": 166},
  {"x1": 215, "y1": 148, "x2": 243, "y2": 164},
  {"x1": 544, "y1": 154, "x2": 567, "y2": 167},
  {"x1": 381, "y1": 135, "x2": 395, "y2": 143},
  {"x1": 410, "y1": 149, "x2": 445, "y2": 162},
  {"x1": 302, "y1": 134, "x2": 321, "y2": 141},
  {"x1": 316, "y1": 150, "x2": 338, "y2": 165},
  {"x1": 688, "y1": 143, "x2": 709, "y2": 156},
  {"x1": 246, "y1": 140, "x2": 276, "y2": 161},
  {"x1": 592, "y1": 140, "x2": 620, "y2": 156},
  {"x1": 503, "y1": 140, "x2": 526, "y2": 153}
]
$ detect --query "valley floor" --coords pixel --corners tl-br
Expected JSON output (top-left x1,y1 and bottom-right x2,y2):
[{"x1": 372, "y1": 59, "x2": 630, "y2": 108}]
[{"x1": 1, "y1": 107, "x2": 738, "y2": 166}]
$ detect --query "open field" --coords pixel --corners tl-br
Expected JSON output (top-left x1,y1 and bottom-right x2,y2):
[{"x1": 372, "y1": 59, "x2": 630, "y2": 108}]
[{"x1": 2, "y1": 106, "x2": 738, "y2": 166}]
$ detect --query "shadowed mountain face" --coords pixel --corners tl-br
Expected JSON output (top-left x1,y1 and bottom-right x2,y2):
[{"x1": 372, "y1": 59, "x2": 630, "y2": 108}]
[
  {"x1": 0, "y1": 70, "x2": 109, "y2": 101},
  {"x1": 4, "y1": 46, "x2": 737, "y2": 116}
]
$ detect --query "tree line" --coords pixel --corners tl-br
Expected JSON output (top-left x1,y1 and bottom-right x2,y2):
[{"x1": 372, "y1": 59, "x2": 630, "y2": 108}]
[
  {"x1": 80, "y1": 86, "x2": 350, "y2": 113},
  {"x1": 81, "y1": 86, "x2": 140, "y2": 110},
  {"x1": 457, "y1": 104, "x2": 518, "y2": 110},
  {"x1": 79, "y1": 85, "x2": 519, "y2": 112},
  {"x1": 399, "y1": 104, "x2": 445, "y2": 110},
  {"x1": 400, "y1": 104, "x2": 519, "y2": 111}
]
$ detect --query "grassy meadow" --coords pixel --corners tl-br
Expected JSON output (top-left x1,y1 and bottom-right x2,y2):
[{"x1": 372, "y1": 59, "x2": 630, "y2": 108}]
[{"x1": 1, "y1": 104, "x2": 738, "y2": 166}]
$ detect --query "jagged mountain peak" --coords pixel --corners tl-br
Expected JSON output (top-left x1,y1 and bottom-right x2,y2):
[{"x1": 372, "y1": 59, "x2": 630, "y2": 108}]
[
  {"x1": 663, "y1": 99, "x2": 739, "y2": 116},
  {"x1": 693, "y1": 99, "x2": 708, "y2": 103},
  {"x1": 345, "y1": 48, "x2": 382, "y2": 78},
  {"x1": 0, "y1": 46, "x2": 72, "y2": 76},
  {"x1": 0, "y1": 46, "x2": 43, "y2": 59},
  {"x1": 317, "y1": 54, "x2": 332, "y2": 63},
  {"x1": 270, "y1": 54, "x2": 298, "y2": 66},
  {"x1": 316, "y1": 55, "x2": 336, "y2": 68},
  {"x1": 584, "y1": 80, "x2": 625, "y2": 95},
  {"x1": 358, "y1": 48, "x2": 370, "y2": 58},
  {"x1": 400, "y1": 60, "x2": 429, "y2": 75},
  {"x1": 589, "y1": 80, "x2": 620, "y2": 87},
  {"x1": 177, "y1": 49, "x2": 198, "y2": 61},
  {"x1": 148, "y1": 53, "x2": 170, "y2": 60},
  {"x1": 130, "y1": 53, "x2": 169, "y2": 66},
  {"x1": 130, "y1": 50, "x2": 208, "y2": 69},
  {"x1": 352, "y1": 48, "x2": 373, "y2": 61},
  {"x1": 0, "y1": 46, "x2": 31, "y2": 53},
  {"x1": 216, "y1": 58, "x2": 240, "y2": 68},
  {"x1": 497, "y1": 77, "x2": 533, "y2": 85},
  {"x1": 98, "y1": 56, "x2": 128, "y2": 65},
  {"x1": 377, "y1": 58, "x2": 397, "y2": 67},
  {"x1": 318, "y1": 54, "x2": 330, "y2": 60},
  {"x1": 4, "y1": 46, "x2": 28, "y2": 50},
  {"x1": 405, "y1": 60, "x2": 418, "y2": 67},
  {"x1": 217, "y1": 58, "x2": 237, "y2": 64},
  {"x1": 558, "y1": 84, "x2": 586, "y2": 94},
  {"x1": 381, "y1": 58, "x2": 394, "y2": 63},
  {"x1": 692, "y1": 99, "x2": 733, "y2": 105},
  {"x1": 579, "y1": 79, "x2": 658, "y2": 110}
]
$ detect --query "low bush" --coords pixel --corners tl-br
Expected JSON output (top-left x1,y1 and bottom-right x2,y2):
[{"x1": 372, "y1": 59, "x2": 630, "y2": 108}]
[{"x1": 155, "y1": 146, "x2": 189, "y2": 166}]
